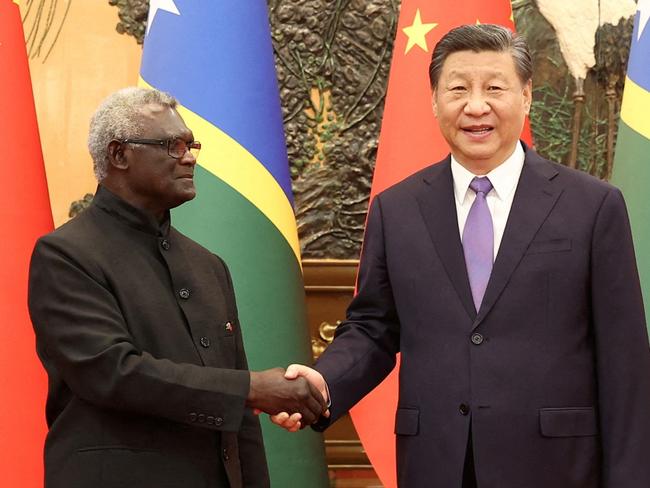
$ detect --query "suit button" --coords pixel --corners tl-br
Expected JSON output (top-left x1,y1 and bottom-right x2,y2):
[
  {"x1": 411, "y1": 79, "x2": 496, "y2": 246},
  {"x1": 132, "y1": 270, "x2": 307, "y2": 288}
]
[
  {"x1": 200, "y1": 337, "x2": 211, "y2": 348},
  {"x1": 198, "y1": 414, "x2": 205, "y2": 423},
  {"x1": 471, "y1": 333, "x2": 484, "y2": 345},
  {"x1": 222, "y1": 448, "x2": 229, "y2": 461},
  {"x1": 189, "y1": 412, "x2": 197, "y2": 422},
  {"x1": 160, "y1": 239, "x2": 170, "y2": 250},
  {"x1": 179, "y1": 288, "x2": 190, "y2": 299},
  {"x1": 207, "y1": 416, "x2": 215, "y2": 425},
  {"x1": 215, "y1": 416, "x2": 224, "y2": 427},
  {"x1": 459, "y1": 404, "x2": 470, "y2": 416}
]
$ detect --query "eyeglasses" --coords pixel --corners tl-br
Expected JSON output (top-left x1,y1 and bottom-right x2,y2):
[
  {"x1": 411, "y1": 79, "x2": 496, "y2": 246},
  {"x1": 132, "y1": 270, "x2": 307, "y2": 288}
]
[{"x1": 121, "y1": 138, "x2": 201, "y2": 159}]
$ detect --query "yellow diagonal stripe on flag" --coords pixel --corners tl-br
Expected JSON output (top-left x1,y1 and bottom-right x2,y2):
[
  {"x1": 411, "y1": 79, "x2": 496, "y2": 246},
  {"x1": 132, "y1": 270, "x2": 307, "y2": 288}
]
[
  {"x1": 138, "y1": 78, "x2": 301, "y2": 265},
  {"x1": 620, "y1": 76, "x2": 650, "y2": 140},
  {"x1": 179, "y1": 106, "x2": 302, "y2": 265}
]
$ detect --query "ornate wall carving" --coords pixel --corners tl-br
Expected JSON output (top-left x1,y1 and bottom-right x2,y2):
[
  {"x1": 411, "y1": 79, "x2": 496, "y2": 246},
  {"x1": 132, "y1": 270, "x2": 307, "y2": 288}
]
[
  {"x1": 514, "y1": 0, "x2": 632, "y2": 180},
  {"x1": 269, "y1": 0, "x2": 399, "y2": 258},
  {"x1": 21, "y1": 0, "x2": 72, "y2": 62},
  {"x1": 109, "y1": 0, "x2": 148, "y2": 43}
]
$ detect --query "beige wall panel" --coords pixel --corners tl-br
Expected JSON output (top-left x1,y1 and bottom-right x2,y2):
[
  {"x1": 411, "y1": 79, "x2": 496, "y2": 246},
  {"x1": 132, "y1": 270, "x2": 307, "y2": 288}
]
[{"x1": 26, "y1": 1, "x2": 142, "y2": 227}]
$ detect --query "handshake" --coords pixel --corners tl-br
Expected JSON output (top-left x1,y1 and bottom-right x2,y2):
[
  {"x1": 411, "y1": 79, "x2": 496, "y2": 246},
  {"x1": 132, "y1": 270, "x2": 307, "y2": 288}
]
[{"x1": 246, "y1": 364, "x2": 328, "y2": 431}]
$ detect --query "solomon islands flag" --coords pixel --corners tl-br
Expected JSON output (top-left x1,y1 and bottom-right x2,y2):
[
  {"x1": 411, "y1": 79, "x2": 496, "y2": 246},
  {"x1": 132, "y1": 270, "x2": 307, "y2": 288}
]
[
  {"x1": 612, "y1": 0, "x2": 650, "y2": 332},
  {"x1": 140, "y1": 1, "x2": 329, "y2": 485}
]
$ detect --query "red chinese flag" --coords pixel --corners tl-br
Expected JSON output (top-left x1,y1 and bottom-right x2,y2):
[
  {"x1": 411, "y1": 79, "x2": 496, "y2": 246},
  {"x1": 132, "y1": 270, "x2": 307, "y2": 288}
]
[
  {"x1": 0, "y1": 1, "x2": 53, "y2": 486},
  {"x1": 349, "y1": 2, "x2": 532, "y2": 487}
]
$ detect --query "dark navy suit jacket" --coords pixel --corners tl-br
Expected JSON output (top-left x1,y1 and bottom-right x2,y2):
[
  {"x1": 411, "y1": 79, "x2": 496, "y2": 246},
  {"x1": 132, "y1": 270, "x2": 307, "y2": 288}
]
[{"x1": 315, "y1": 147, "x2": 650, "y2": 487}]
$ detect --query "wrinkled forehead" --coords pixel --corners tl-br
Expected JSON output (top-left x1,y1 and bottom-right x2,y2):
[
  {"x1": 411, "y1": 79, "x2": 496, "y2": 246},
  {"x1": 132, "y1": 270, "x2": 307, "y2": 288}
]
[
  {"x1": 440, "y1": 50, "x2": 518, "y2": 80},
  {"x1": 137, "y1": 103, "x2": 178, "y2": 123},
  {"x1": 137, "y1": 103, "x2": 192, "y2": 138}
]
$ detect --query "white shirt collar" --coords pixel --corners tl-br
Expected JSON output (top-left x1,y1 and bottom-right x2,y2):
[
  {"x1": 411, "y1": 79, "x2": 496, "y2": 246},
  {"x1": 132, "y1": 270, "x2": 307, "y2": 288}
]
[{"x1": 451, "y1": 141, "x2": 525, "y2": 204}]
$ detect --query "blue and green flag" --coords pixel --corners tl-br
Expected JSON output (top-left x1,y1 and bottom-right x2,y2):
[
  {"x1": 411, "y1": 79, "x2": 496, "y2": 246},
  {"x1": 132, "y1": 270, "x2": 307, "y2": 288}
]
[
  {"x1": 140, "y1": 1, "x2": 329, "y2": 485},
  {"x1": 612, "y1": 0, "x2": 650, "y2": 332}
]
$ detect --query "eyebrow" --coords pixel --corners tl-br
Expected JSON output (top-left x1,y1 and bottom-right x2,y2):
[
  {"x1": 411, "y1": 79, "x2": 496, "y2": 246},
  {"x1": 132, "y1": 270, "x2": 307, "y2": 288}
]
[
  {"x1": 446, "y1": 70, "x2": 508, "y2": 80},
  {"x1": 165, "y1": 132, "x2": 194, "y2": 141}
]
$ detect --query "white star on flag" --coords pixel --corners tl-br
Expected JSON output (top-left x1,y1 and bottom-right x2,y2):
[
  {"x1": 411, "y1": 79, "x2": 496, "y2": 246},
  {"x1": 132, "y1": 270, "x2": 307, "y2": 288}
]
[
  {"x1": 639, "y1": 0, "x2": 650, "y2": 41},
  {"x1": 146, "y1": 0, "x2": 181, "y2": 37}
]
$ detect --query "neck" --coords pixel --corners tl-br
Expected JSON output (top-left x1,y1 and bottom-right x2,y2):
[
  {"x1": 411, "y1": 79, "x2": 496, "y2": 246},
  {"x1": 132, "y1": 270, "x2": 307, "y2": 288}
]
[
  {"x1": 456, "y1": 160, "x2": 500, "y2": 176},
  {"x1": 100, "y1": 179, "x2": 166, "y2": 223},
  {"x1": 453, "y1": 143, "x2": 519, "y2": 175}
]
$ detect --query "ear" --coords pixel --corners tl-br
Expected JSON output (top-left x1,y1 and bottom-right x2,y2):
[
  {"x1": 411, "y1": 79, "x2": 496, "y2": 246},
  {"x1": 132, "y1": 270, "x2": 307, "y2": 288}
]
[
  {"x1": 431, "y1": 90, "x2": 438, "y2": 117},
  {"x1": 522, "y1": 80, "x2": 532, "y2": 115},
  {"x1": 107, "y1": 140, "x2": 129, "y2": 170}
]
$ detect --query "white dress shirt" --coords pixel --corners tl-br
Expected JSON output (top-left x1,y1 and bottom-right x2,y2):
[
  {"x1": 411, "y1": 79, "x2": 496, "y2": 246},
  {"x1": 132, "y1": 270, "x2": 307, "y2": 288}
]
[{"x1": 451, "y1": 142, "x2": 525, "y2": 260}]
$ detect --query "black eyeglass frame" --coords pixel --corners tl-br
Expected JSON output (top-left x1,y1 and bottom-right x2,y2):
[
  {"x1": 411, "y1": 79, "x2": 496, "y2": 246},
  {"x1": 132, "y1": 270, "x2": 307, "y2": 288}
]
[{"x1": 121, "y1": 138, "x2": 201, "y2": 159}]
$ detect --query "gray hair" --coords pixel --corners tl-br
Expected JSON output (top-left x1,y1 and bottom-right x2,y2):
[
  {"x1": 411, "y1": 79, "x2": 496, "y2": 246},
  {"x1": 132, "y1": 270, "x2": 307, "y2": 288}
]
[
  {"x1": 87, "y1": 87, "x2": 177, "y2": 181},
  {"x1": 428, "y1": 24, "x2": 532, "y2": 90}
]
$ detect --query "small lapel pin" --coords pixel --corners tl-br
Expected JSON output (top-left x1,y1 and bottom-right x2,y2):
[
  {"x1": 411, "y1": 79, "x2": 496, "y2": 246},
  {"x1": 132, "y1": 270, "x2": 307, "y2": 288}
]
[{"x1": 224, "y1": 322, "x2": 233, "y2": 332}]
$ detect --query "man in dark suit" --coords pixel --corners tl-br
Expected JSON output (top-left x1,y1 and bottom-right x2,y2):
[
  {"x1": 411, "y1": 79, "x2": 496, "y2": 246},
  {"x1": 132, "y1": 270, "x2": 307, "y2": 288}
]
[
  {"x1": 28, "y1": 87, "x2": 326, "y2": 488},
  {"x1": 272, "y1": 24, "x2": 650, "y2": 487}
]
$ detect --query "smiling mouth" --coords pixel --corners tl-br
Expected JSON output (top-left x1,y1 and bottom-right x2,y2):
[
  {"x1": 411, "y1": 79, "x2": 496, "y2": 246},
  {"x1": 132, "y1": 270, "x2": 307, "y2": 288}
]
[{"x1": 462, "y1": 126, "x2": 494, "y2": 135}]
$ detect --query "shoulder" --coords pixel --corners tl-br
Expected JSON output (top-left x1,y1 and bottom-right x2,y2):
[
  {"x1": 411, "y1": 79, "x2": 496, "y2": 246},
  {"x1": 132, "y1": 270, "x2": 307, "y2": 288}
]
[
  {"x1": 29, "y1": 208, "x2": 110, "y2": 289},
  {"x1": 33, "y1": 206, "x2": 98, "y2": 256},
  {"x1": 374, "y1": 158, "x2": 450, "y2": 205},
  {"x1": 526, "y1": 149, "x2": 620, "y2": 203}
]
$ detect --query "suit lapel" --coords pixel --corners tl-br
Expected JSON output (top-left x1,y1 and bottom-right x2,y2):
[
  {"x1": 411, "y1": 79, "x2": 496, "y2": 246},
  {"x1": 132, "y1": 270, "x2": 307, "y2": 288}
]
[
  {"x1": 473, "y1": 150, "x2": 563, "y2": 328},
  {"x1": 416, "y1": 158, "x2": 476, "y2": 321}
]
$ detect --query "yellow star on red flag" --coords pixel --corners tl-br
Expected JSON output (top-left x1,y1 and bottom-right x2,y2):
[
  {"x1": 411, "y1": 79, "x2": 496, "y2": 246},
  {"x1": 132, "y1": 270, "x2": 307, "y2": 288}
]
[{"x1": 402, "y1": 9, "x2": 438, "y2": 54}]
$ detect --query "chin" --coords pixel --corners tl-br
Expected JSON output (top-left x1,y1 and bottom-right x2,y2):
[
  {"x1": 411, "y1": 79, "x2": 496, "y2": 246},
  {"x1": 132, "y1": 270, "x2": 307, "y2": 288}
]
[
  {"x1": 459, "y1": 150, "x2": 496, "y2": 162},
  {"x1": 182, "y1": 190, "x2": 197, "y2": 203},
  {"x1": 169, "y1": 191, "x2": 196, "y2": 209}
]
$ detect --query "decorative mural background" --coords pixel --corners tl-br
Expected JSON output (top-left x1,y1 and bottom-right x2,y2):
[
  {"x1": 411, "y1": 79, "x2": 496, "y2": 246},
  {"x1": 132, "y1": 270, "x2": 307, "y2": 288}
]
[
  {"x1": 270, "y1": 0, "x2": 399, "y2": 258},
  {"x1": 516, "y1": 0, "x2": 635, "y2": 179},
  {"x1": 56, "y1": 1, "x2": 638, "y2": 258}
]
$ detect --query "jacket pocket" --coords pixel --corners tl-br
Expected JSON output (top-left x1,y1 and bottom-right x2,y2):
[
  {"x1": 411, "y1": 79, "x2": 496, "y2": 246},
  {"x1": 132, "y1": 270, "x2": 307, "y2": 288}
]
[
  {"x1": 394, "y1": 407, "x2": 419, "y2": 435},
  {"x1": 539, "y1": 407, "x2": 598, "y2": 437},
  {"x1": 526, "y1": 238, "x2": 572, "y2": 255}
]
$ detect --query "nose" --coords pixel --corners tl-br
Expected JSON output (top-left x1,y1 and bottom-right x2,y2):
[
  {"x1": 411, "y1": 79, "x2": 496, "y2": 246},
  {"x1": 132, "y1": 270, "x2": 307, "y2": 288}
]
[
  {"x1": 180, "y1": 149, "x2": 197, "y2": 166},
  {"x1": 464, "y1": 92, "x2": 490, "y2": 116}
]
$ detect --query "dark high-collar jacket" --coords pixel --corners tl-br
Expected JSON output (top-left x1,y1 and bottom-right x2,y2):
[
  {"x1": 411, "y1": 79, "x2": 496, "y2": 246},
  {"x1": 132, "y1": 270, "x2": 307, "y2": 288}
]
[{"x1": 28, "y1": 185, "x2": 269, "y2": 488}]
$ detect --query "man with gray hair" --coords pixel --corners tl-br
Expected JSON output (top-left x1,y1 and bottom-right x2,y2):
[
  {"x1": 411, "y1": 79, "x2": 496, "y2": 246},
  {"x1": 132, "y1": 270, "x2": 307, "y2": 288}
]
[
  {"x1": 273, "y1": 24, "x2": 650, "y2": 487},
  {"x1": 28, "y1": 87, "x2": 326, "y2": 488}
]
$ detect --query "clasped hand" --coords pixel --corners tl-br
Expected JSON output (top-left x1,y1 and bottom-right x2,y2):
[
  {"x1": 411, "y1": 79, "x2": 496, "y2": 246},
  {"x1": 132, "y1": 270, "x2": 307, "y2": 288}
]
[
  {"x1": 256, "y1": 364, "x2": 329, "y2": 432},
  {"x1": 246, "y1": 367, "x2": 327, "y2": 427}
]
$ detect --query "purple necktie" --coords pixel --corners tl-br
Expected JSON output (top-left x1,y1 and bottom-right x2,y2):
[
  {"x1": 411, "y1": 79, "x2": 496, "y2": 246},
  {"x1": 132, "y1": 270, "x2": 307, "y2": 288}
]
[{"x1": 462, "y1": 177, "x2": 494, "y2": 312}]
